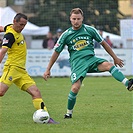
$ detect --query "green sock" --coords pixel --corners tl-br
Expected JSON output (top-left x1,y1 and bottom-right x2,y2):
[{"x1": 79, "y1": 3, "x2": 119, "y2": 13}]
[
  {"x1": 109, "y1": 66, "x2": 128, "y2": 86},
  {"x1": 67, "y1": 91, "x2": 77, "y2": 111}
]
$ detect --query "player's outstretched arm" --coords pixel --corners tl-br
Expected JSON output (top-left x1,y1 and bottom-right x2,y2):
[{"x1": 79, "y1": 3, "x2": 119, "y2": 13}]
[
  {"x1": 101, "y1": 40, "x2": 124, "y2": 67},
  {"x1": 0, "y1": 47, "x2": 8, "y2": 63},
  {"x1": 43, "y1": 51, "x2": 60, "y2": 81}
]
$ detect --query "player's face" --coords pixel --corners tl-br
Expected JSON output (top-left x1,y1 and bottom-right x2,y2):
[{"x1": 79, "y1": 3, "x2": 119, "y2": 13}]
[
  {"x1": 13, "y1": 18, "x2": 27, "y2": 33},
  {"x1": 70, "y1": 13, "x2": 83, "y2": 30}
]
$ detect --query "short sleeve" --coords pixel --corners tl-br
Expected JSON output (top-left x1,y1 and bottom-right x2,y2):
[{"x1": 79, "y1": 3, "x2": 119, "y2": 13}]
[
  {"x1": 2, "y1": 33, "x2": 15, "y2": 48},
  {"x1": 54, "y1": 33, "x2": 66, "y2": 53}
]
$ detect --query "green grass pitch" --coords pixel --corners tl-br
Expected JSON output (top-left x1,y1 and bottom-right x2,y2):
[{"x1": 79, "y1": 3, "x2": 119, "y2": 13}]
[{"x1": 0, "y1": 76, "x2": 133, "y2": 133}]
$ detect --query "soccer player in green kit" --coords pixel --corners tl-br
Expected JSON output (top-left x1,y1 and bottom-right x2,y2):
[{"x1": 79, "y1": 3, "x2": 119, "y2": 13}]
[{"x1": 43, "y1": 8, "x2": 133, "y2": 118}]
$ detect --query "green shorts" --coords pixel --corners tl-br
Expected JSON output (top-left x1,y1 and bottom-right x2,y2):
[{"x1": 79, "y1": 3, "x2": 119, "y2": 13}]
[
  {"x1": 0, "y1": 65, "x2": 36, "y2": 91},
  {"x1": 70, "y1": 56, "x2": 107, "y2": 84}
]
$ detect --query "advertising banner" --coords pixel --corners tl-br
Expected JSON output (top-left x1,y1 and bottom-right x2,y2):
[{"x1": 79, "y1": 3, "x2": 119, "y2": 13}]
[{"x1": 0, "y1": 49, "x2": 133, "y2": 77}]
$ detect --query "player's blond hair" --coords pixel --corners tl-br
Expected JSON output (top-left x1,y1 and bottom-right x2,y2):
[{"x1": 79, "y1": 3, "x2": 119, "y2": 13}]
[{"x1": 70, "y1": 8, "x2": 83, "y2": 16}]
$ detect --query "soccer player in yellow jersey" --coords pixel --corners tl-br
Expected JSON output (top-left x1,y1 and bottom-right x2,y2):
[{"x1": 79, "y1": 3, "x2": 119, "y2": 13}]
[{"x1": 0, "y1": 13, "x2": 57, "y2": 124}]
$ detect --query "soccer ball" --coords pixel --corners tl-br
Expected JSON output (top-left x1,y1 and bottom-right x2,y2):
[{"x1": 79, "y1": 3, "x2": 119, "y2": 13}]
[{"x1": 33, "y1": 109, "x2": 50, "y2": 124}]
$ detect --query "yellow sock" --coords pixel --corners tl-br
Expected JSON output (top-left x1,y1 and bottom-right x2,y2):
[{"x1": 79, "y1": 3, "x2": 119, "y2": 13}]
[{"x1": 32, "y1": 98, "x2": 48, "y2": 112}]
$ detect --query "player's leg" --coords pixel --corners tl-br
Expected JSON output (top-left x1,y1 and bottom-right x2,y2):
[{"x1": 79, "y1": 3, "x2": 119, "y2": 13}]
[
  {"x1": 64, "y1": 79, "x2": 82, "y2": 119},
  {"x1": 17, "y1": 71, "x2": 48, "y2": 112},
  {"x1": 0, "y1": 65, "x2": 13, "y2": 96},
  {"x1": 0, "y1": 82, "x2": 9, "y2": 96},
  {"x1": 11, "y1": 67, "x2": 48, "y2": 111},
  {"x1": 25, "y1": 85, "x2": 48, "y2": 111},
  {"x1": 24, "y1": 84, "x2": 59, "y2": 124},
  {"x1": 98, "y1": 62, "x2": 133, "y2": 91},
  {"x1": 64, "y1": 58, "x2": 88, "y2": 119},
  {"x1": 17, "y1": 70, "x2": 58, "y2": 124}
]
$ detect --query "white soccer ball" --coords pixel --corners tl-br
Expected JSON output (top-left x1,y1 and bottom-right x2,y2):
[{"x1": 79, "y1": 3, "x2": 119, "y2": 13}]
[{"x1": 33, "y1": 109, "x2": 50, "y2": 124}]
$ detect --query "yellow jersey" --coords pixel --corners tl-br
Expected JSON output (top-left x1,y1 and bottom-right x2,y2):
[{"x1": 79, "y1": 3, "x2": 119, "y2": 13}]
[{"x1": 2, "y1": 24, "x2": 27, "y2": 69}]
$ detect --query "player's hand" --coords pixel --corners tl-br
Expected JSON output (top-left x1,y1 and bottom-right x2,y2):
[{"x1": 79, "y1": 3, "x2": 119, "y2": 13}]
[
  {"x1": 0, "y1": 26, "x2": 4, "y2": 32},
  {"x1": 114, "y1": 57, "x2": 124, "y2": 68},
  {"x1": 43, "y1": 70, "x2": 51, "y2": 81}
]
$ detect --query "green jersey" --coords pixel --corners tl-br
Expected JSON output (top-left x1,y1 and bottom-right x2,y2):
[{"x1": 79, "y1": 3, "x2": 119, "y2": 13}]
[
  {"x1": 55, "y1": 24, "x2": 103, "y2": 62},
  {"x1": 55, "y1": 24, "x2": 106, "y2": 84}
]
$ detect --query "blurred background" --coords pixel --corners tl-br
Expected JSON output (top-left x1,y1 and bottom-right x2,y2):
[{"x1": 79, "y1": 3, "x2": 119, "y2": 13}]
[
  {"x1": 0, "y1": 0, "x2": 133, "y2": 77},
  {"x1": 0, "y1": 0, "x2": 133, "y2": 49}
]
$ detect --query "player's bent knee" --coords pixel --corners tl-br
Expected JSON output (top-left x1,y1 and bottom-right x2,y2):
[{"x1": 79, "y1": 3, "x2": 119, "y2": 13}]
[
  {"x1": 100, "y1": 62, "x2": 114, "y2": 71},
  {"x1": 108, "y1": 62, "x2": 114, "y2": 69},
  {"x1": 0, "y1": 91, "x2": 5, "y2": 97},
  {"x1": 71, "y1": 86, "x2": 80, "y2": 93},
  {"x1": 0, "y1": 83, "x2": 9, "y2": 97}
]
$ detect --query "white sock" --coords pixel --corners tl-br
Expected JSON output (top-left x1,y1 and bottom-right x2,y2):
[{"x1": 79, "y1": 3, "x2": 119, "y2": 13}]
[
  {"x1": 67, "y1": 109, "x2": 73, "y2": 114},
  {"x1": 122, "y1": 78, "x2": 128, "y2": 86}
]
